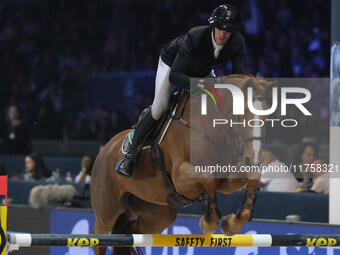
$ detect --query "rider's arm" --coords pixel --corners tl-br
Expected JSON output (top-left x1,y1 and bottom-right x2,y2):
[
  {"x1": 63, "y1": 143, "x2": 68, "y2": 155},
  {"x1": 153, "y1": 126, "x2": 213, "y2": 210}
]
[
  {"x1": 231, "y1": 35, "x2": 246, "y2": 75},
  {"x1": 169, "y1": 33, "x2": 194, "y2": 89}
]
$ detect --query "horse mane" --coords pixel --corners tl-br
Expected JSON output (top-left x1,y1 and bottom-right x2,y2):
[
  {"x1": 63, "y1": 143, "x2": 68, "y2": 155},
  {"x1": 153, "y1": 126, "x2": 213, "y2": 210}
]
[
  {"x1": 222, "y1": 73, "x2": 262, "y2": 79},
  {"x1": 219, "y1": 73, "x2": 274, "y2": 94}
]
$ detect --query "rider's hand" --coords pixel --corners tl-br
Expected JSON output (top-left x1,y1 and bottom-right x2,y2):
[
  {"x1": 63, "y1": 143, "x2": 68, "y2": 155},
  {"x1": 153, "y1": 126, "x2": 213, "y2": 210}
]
[
  {"x1": 197, "y1": 79, "x2": 205, "y2": 88},
  {"x1": 190, "y1": 79, "x2": 205, "y2": 92}
]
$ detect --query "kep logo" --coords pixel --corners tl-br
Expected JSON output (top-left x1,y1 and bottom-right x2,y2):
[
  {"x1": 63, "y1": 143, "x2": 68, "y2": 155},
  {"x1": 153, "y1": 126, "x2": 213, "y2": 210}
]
[{"x1": 67, "y1": 238, "x2": 99, "y2": 247}]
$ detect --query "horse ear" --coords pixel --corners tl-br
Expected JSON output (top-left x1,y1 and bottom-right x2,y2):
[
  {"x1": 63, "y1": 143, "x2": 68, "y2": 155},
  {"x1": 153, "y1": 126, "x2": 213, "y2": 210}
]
[{"x1": 267, "y1": 80, "x2": 278, "y2": 90}]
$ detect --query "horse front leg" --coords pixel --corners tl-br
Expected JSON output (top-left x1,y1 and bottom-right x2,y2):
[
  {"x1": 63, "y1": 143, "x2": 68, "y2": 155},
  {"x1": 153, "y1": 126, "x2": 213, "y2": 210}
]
[
  {"x1": 199, "y1": 191, "x2": 221, "y2": 234},
  {"x1": 221, "y1": 173, "x2": 260, "y2": 236},
  {"x1": 174, "y1": 161, "x2": 221, "y2": 234}
]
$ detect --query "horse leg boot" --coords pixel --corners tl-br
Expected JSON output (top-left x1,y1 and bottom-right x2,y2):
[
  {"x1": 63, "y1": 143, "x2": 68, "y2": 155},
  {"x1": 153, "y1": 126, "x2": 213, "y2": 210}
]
[
  {"x1": 221, "y1": 177, "x2": 259, "y2": 236},
  {"x1": 199, "y1": 191, "x2": 221, "y2": 234},
  {"x1": 115, "y1": 108, "x2": 157, "y2": 177}
]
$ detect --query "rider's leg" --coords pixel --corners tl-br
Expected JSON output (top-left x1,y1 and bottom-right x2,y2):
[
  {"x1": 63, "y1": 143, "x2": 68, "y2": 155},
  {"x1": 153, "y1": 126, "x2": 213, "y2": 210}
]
[
  {"x1": 115, "y1": 57, "x2": 173, "y2": 177},
  {"x1": 151, "y1": 57, "x2": 175, "y2": 120}
]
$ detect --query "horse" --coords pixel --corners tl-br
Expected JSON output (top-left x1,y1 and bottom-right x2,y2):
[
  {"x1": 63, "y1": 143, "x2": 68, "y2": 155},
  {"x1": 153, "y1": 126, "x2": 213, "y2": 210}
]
[{"x1": 91, "y1": 74, "x2": 276, "y2": 255}]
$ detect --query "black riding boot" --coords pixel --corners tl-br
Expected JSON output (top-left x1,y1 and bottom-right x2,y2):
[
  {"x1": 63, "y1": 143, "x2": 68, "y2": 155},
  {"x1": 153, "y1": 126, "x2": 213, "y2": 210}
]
[{"x1": 115, "y1": 109, "x2": 157, "y2": 177}]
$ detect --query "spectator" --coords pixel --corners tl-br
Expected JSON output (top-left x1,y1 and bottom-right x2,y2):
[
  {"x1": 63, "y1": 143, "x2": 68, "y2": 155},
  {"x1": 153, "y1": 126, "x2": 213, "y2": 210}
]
[
  {"x1": 292, "y1": 142, "x2": 318, "y2": 190},
  {"x1": 259, "y1": 148, "x2": 299, "y2": 192},
  {"x1": 0, "y1": 0, "x2": 331, "y2": 145},
  {"x1": 15, "y1": 153, "x2": 52, "y2": 181},
  {"x1": 311, "y1": 157, "x2": 329, "y2": 194},
  {"x1": 38, "y1": 82, "x2": 63, "y2": 112},
  {"x1": 1, "y1": 104, "x2": 31, "y2": 155},
  {"x1": 74, "y1": 155, "x2": 94, "y2": 184}
]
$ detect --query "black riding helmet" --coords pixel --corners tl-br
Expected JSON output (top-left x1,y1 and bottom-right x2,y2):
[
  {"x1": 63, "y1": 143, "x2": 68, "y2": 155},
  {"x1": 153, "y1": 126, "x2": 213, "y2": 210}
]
[{"x1": 208, "y1": 4, "x2": 241, "y2": 33}]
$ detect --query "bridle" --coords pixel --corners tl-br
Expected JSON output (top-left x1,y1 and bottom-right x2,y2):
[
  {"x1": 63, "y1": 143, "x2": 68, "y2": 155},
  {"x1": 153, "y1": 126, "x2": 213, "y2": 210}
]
[{"x1": 173, "y1": 87, "x2": 266, "y2": 161}]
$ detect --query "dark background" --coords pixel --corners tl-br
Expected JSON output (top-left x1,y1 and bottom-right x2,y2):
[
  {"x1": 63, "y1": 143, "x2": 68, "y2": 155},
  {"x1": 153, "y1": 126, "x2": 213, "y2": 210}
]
[{"x1": 0, "y1": 0, "x2": 331, "y2": 147}]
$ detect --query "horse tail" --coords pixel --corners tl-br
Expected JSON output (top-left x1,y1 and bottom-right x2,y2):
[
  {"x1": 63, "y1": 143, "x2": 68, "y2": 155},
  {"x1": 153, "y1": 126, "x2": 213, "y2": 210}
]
[{"x1": 111, "y1": 210, "x2": 142, "y2": 255}]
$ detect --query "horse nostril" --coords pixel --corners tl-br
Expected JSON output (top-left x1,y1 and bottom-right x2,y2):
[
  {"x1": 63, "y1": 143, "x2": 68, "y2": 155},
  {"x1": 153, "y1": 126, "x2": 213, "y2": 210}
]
[{"x1": 245, "y1": 157, "x2": 251, "y2": 166}]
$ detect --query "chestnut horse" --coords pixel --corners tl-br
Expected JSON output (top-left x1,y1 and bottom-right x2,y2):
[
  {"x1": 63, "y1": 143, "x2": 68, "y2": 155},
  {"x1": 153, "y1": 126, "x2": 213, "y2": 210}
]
[{"x1": 91, "y1": 75, "x2": 275, "y2": 255}]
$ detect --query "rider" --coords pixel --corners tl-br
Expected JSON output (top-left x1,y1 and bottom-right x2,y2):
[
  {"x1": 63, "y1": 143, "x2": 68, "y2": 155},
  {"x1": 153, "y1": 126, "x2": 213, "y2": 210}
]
[{"x1": 115, "y1": 4, "x2": 245, "y2": 177}]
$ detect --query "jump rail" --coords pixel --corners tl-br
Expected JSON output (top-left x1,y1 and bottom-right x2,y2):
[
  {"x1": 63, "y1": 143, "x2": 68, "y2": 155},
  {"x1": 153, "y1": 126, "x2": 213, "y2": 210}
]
[
  {"x1": 7, "y1": 233, "x2": 340, "y2": 250},
  {"x1": 1, "y1": 176, "x2": 340, "y2": 254}
]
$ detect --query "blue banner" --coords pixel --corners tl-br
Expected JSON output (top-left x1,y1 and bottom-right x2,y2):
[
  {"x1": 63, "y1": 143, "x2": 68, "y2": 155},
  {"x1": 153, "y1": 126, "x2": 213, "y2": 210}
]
[{"x1": 50, "y1": 210, "x2": 340, "y2": 255}]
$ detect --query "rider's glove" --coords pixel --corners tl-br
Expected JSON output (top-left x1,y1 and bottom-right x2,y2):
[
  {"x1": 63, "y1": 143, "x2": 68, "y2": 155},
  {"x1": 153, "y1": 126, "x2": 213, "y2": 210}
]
[{"x1": 190, "y1": 79, "x2": 205, "y2": 92}]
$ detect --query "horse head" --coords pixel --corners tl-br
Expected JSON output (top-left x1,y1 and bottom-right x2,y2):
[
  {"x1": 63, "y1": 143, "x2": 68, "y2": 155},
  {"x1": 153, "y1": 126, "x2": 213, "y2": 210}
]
[{"x1": 218, "y1": 74, "x2": 277, "y2": 169}]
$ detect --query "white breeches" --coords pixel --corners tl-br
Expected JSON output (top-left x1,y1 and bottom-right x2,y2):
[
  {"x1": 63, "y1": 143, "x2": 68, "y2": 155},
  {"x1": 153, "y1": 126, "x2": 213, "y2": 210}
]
[
  {"x1": 151, "y1": 57, "x2": 216, "y2": 120},
  {"x1": 151, "y1": 57, "x2": 174, "y2": 120}
]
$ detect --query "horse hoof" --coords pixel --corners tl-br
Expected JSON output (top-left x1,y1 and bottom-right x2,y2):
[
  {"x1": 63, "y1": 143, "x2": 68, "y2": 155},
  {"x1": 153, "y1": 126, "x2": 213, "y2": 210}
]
[
  {"x1": 221, "y1": 214, "x2": 244, "y2": 236},
  {"x1": 199, "y1": 216, "x2": 219, "y2": 234}
]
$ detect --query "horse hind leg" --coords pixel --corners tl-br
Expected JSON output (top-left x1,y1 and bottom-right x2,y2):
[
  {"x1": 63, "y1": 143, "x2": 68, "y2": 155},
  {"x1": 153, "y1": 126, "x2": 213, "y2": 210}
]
[
  {"x1": 93, "y1": 217, "x2": 117, "y2": 255},
  {"x1": 105, "y1": 196, "x2": 177, "y2": 255},
  {"x1": 111, "y1": 210, "x2": 144, "y2": 255},
  {"x1": 128, "y1": 195, "x2": 177, "y2": 234},
  {"x1": 92, "y1": 193, "x2": 129, "y2": 255},
  {"x1": 92, "y1": 183, "x2": 129, "y2": 255}
]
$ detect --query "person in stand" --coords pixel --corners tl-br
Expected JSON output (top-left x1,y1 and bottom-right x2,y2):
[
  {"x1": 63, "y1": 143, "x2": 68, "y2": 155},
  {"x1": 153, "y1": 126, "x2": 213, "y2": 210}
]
[
  {"x1": 310, "y1": 157, "x2": 329, "y2": 194},
  {"x1": 11, "y1": 153, "x2": 51, "y2": 181},
  {"x1": 74, "y1": 155, "x2": 94, "y2": 184},
  {"x1": 116, "y1": 4, "x2": 246, "y2": 177},
  {"x1": 1, "y1": 104, "x2": 31, "y2": 155},
  {"x1": 292, "y1": 142, "x2": 318, "y2": 191},
  {"x1": 259, "y1": 148, "x2": 299, "y2": 192}
]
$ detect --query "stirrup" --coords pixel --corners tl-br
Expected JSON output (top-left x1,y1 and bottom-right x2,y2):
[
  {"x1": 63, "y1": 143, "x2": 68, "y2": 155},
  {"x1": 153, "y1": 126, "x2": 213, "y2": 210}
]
[{"x1": 115, "y1": 154, "x2": 135, "y2": 177}]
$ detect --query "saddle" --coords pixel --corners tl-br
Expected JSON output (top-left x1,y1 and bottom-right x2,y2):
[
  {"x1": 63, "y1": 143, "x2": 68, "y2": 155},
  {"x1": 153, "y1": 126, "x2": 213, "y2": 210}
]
[
  {"x1": 121, "y1": 91, "x2": 181, "y2": 155},
  {"x1": 121, "y1": 90, "x2": 205, "y2": 209}
]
